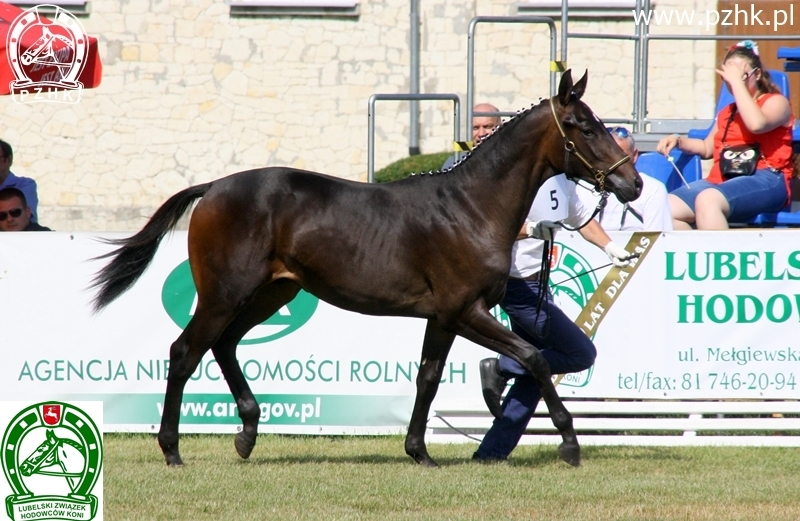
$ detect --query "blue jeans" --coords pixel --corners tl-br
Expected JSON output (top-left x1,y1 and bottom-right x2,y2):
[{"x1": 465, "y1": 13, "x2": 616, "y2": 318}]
[
  {"x1": 474, "y1": 278, "x2": 596, "y2": 460},
  {"x1": 670, "y1": 168, "x2": 787, "y2": 222}
]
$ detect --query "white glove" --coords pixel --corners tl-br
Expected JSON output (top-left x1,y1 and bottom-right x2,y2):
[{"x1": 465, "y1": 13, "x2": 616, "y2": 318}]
[
  {"x1": 525, "y1": 220, "x2": 560, "y2": 241},
  {"x1": 604, "y1": 241, "x2": 632, "y2": 267}
]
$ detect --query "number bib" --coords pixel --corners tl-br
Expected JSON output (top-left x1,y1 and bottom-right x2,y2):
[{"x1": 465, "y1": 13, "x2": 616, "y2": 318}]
[{"x1": 528, "y1": 174, "x2": 571, "y2": 221}]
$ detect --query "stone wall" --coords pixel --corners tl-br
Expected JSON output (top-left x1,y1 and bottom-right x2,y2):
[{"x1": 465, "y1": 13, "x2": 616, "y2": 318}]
[{"x1": 3, "y1": 0, "x2": 717, "y2": 231}]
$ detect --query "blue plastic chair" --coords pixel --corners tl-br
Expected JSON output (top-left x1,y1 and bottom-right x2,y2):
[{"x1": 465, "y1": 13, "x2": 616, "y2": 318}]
[
  {"x1": 746, "y1": 209, "x2": 800, "y2": 227},
  {"x1": 778, "y1": 46, "x2": 800, "y2": 72},
  {"x1": 635, "y1": 150, "x2": 703, "y2": 193}
]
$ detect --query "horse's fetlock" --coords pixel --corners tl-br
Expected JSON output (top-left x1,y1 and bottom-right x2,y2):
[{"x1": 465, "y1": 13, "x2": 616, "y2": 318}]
[
  {"x1": 237, "y1": 397, "x2": 260, "y2": 421},
  {"x1": 551, "y1": 409, "x2": 573, "y2": 431}
]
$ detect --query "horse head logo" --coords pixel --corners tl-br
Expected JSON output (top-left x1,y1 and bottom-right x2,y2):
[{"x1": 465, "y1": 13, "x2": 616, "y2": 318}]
[
  {"x1": 6, "y1": 4, "x2": 89, "y2": 103},
  {"x1": 2, "y1": 402, "x2": 103, "y2": 520}
]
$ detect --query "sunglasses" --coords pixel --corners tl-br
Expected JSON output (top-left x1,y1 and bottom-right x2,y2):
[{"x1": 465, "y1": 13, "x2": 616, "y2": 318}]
[
  {"x1": 0, "y1": 208, "x2": 23, "y2": 221},
  {"x1": 606, "y1": 126, "x2": 631, "y2": 139},
  {"x1": 742, "y1": 67, "x2": 759, "y2": 81}
]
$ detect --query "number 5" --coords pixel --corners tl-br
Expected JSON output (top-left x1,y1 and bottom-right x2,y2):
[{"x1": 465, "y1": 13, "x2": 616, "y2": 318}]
[{"x1": 550, "y1": 189, "x2": 559, "y2": 210}]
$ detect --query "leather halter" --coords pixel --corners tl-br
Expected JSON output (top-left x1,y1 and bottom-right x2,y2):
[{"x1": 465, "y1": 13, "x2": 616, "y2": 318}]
[{"x1": 549, "y1": 97, "x2": 630, "y2": 192}]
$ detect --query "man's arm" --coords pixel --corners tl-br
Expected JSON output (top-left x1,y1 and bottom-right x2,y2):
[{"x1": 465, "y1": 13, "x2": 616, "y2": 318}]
[
  {"x1": 578, "y1": 219, "x2": 631, "y2": 267},
  {"x1": 577, "y1": 219, "x2": 612, "y2": 249}
]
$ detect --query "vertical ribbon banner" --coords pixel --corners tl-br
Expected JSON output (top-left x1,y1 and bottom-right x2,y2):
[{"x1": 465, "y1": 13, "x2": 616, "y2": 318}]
[{"x1": 575, "y1": 232, "x2": 661, "y2": 337}]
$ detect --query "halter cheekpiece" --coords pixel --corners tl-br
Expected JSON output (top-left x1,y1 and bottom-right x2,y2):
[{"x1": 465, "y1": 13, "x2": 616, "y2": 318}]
[{"x1": 548, "y1": 97, "x2": 630, "y2": 192}]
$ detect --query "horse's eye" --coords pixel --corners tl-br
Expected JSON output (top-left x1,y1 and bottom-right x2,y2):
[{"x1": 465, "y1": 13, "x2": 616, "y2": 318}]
[{"x1": 581, "y1": 128, "x2": 595, "y2": 137}]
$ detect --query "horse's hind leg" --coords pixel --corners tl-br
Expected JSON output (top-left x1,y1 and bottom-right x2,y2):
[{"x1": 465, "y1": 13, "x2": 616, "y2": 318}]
[
  {"x1": 159, "y1": 305, "x2": 239, "y2": 466},
  {"x1": 455, "y1": 303, "x2": 580, "y2": 466},
  {"x1": 210, "y1": 279, "x2": 301, "y2": 460},
  {"x1": 405, "y1": 319, "x2": 455, "y2": 467}
]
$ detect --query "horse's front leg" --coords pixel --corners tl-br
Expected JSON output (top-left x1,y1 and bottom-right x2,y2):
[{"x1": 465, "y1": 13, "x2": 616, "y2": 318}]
[
  {"x1": 455, "y1": 303, "x2": 580, "y2": 467},
  {"x1": 405, "y1": 318, "x2": 456, "y2": 467}
]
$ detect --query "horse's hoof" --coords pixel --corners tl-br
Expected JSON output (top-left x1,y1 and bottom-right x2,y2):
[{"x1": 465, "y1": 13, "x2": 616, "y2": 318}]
[
  {"x1": 164, "y1": 454, "x2": 184, "y2": 467},
  {"x1": 558, "y1": 442, "x2": 581, "y2": 467},
  {"x1": 235, "y1": 431, "x2": 256, "y2": 459},
  {"x1": 409, "y1": 452, "x2": 439, "y2": 468}
]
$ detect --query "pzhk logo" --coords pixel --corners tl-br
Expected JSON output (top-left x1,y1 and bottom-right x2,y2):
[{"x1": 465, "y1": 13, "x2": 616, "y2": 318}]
[
  {"x1": 2, "y1": 402, "x2": 103, "y2": 521},
  {"x1": 549, "y1": 242, "x2": 600, "y2": 387},
  {"x1": 7, "y1": 5, "x2": 89, "y2": 104},
  {"x1": 162, "y1": 260, "x2": 319, "y2": 344}
]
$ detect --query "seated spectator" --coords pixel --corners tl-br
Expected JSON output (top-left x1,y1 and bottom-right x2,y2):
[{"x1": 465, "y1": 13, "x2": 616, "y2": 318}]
[
  {"x1": 656, "y1": 40, "x2": 794, "y2": 229},
  {"x1": 442, "y1": 103, "x2": 502, "y2": 170},
  {"x1": 0, "y1": 139, "x2": 39, "y2": 223},
  {"x1": 0, "y1": 187, "x2": 51, "y2": 231},
  {"x1": 577, "y1": 127, "x2": 673, "y2": 231}
]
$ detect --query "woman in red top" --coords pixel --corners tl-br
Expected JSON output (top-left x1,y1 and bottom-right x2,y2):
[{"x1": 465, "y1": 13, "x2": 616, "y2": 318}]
[{"x1": 657, "y1": 40, "x2": 794, "y2": 229}]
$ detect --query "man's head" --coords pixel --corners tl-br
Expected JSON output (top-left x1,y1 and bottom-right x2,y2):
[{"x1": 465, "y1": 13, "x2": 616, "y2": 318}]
[
  {"x1": 0, "y1": 187, "x2": 32, "y2": 231},
  {"x1": 607, "y1": 127, "x2": 638, "y2": 164},
  {"x1": 0, "y1": 140, "x2": 13, "y2": 182},
  {"x1": 472, "y1": 103, "x2": 501, "y2": 145}
]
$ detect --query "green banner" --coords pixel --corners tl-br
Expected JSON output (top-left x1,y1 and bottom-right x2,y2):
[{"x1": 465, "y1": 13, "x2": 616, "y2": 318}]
[{"x1": 56, "y1": 394, "x2": 414, "y2": 427}]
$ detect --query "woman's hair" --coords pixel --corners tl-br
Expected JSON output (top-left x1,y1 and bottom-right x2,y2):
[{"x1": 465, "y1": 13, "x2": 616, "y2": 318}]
[{"x1": 723, "y1": 41, "x2": 781, "y2": 94}]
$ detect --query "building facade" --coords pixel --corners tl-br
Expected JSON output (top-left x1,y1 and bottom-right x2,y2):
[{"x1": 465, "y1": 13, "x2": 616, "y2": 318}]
[{"x1": 4, "y1": 0, "x2": 719, "y2": 231}]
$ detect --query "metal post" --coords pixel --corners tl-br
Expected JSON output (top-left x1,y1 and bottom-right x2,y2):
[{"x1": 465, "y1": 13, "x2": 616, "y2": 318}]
[
  {"x1": 466, "y1": 16, "x2": 558, "y2": 142},
  {"x1": 631, "y1": 0, "x2": 647, "y2": 132},
  {"x1": 560, "y1": 0, "x2": 567, "y2": 76},
  {"x1": 409, "y1": 0, "x2": 420, "y2": 156},
  {"x1": 368, "y1": 93, "x2": 461, "y2": 183},
  {"x1": 637, "y1": 0, "x2": 651, "y2": 133}
]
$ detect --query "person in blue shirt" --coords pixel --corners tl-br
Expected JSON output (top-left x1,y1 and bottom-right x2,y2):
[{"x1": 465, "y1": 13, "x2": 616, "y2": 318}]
[{"x1": 0, "y1": 139, "x2": 39, "y2": 223}]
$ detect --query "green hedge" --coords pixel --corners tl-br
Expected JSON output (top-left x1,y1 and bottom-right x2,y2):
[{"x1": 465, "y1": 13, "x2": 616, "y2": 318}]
[{"x1": 374, "y1": 152, "x2": 454, "y2": 183}]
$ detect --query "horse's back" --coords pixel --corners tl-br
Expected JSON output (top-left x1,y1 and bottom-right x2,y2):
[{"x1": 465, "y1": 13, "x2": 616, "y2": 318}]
[{"x1": 187, "y1": 166, "x2": 505, "y2": 318}]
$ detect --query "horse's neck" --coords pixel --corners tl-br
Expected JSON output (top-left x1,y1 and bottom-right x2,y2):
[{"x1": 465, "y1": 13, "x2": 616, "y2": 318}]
[{"x1": 456, "y1": 112, "x2": 552, "y2": 236}]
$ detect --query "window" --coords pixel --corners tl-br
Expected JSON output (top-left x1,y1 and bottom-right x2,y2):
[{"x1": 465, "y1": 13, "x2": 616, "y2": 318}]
[
  {"x1": 5, "y1": 0, "x2": 89, "y2": 16},
  {"x1": 517, "y1": 0, "x2": 648, "y2": 20},
  {"x1": 228, "y1": 0, "x2": 360, "y2": 18}
]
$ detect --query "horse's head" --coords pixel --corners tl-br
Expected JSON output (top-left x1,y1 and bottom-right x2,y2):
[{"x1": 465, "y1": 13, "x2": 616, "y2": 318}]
[{"x1": 547, "y1": 70, "x2": 642, "y2": 203}]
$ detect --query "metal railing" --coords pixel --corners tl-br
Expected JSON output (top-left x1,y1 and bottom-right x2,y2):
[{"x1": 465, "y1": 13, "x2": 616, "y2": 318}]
[
  {"x1": 367, "y1": 93, "x2": 461, "y2": 183},
  {"x1": 466, "y1": 15, "x2": 558, "y2": 139},
  {"x1": 567, "y1": 0, "x2": 800, "y2": 132}
]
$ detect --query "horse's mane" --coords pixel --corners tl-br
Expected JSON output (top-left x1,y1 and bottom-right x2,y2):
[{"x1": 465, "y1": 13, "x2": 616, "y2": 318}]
[{"x1": 406, "y1": 98, "x2": 548, "y2": 179}]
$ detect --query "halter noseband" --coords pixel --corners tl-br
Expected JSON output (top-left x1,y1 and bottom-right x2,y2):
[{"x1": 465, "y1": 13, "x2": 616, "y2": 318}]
[{"x1": 548, "y1": 97, "x2": 630, "y2": 192}]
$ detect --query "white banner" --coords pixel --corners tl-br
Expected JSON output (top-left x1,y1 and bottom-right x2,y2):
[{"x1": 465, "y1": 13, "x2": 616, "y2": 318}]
[{"x1": 1, "y1": 231, "x2": 798, "y2": 433}]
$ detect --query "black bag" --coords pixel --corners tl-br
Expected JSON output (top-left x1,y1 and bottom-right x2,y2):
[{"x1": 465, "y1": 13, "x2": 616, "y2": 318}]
[
  {"x1": 719, "y1": 105, "x2": 760, "y2": 179},
  {"x1": 720, "y1": 143, "x2": 760, "y2": 178}
]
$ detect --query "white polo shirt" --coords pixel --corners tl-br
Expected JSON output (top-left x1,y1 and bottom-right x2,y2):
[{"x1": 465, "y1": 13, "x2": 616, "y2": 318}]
[
  {"x1": 576, "y1": 171, "x2": 673, "y2": 232},
  {"x1": 509, "y1": 174, "x2": 593, "y2": 279}
]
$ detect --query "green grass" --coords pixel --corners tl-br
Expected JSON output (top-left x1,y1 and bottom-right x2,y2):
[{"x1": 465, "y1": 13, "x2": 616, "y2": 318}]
[
  {"x1": 104, "y1": 433, "x2": 799, "y2": 520},
  {"x1": 374, "y1": 152, "x2": 453, "y2": 183}
]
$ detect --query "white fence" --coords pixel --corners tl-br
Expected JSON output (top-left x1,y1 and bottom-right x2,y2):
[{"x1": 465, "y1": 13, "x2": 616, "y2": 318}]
[{"x1": 2, "y1": 230, "x2": 800, "y2": 445}]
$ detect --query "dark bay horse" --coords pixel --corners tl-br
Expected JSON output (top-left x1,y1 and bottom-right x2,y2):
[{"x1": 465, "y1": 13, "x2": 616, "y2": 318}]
[{"x1": 91, "y1": 70, "x2": 641, "y2": 468}]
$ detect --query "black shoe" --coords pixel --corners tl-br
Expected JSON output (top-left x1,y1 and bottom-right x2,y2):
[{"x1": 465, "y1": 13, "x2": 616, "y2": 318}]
[
  {"x1": 472, "y1": 451, "x2": 507, "y2": 463},
  {"x1": 479, "y1": 358, "x2": 508, "y2": 420}
]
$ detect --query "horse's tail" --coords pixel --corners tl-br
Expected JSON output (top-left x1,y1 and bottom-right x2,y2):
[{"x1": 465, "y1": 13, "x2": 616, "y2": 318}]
[{"x1": 90, "y1": 182, "x2": 213, "y2": 312}]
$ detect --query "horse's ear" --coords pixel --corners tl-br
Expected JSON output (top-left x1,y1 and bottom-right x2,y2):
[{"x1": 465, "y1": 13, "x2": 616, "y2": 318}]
[
  {"x1": 557, "y1": 69, "x2": 574, "y2": 106},
  {"x1": 572, "y1": 70, "x2": 588, "y2": 100}
]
